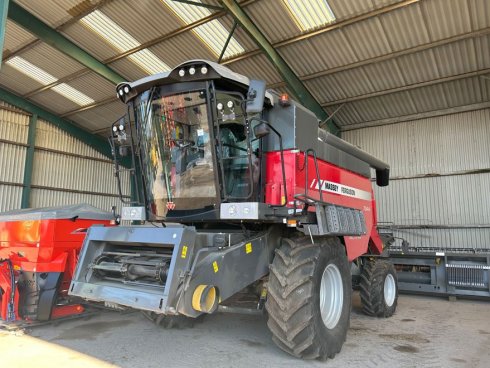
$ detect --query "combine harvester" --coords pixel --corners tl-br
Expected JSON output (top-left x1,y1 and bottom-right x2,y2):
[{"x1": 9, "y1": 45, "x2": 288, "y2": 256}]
[
  {"x1": 0, "y1": 204, "x2": 113, "y2": 324},
  {"x1": 69, "y1": 60, "x2": 398, "y2": 360}
]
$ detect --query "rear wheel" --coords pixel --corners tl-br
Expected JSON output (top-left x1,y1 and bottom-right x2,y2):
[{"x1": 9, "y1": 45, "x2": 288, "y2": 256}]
[
  {"x1": 359, "y1": 258, "x2": 398, "y2": 317},
  {"x1": 266, "y1": 235, "x2": 351, "y2": 360}
]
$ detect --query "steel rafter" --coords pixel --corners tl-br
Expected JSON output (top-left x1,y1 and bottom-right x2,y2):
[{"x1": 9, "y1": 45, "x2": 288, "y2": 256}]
[
  {"x1": 219, "y1": 0, "x2": 338, "y2": 134},
  {"x1": 7, "y1": 1, "x2": 125, "y2": 85}
]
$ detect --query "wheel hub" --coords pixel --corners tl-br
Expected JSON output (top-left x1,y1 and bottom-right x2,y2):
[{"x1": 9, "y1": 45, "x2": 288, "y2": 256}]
[
  {"x1": 384, "y1": 273, "x2": 396, "y2": 307},
  {"x1": 319, "y1": 264, "x2": 343, "y2": 329}
]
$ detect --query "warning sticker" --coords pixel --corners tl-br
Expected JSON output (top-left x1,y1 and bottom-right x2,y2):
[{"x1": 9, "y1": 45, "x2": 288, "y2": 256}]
[
  {"x1": 181, "y1": 245, "x2": 188, "y2": 259},
  {"x1": 213, "y1": 261, "x2": 219, "y2": 273},
  {"x1": 245, "y1": 242, "x2": 252, "y2": 254}
]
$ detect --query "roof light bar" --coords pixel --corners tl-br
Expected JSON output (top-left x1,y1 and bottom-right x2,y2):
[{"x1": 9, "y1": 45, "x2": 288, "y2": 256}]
[
  {"x1": 6, "y1": 56, "x2": 95, "y2": 106},
  {"x1": 161, "y1": 0, "x2": 245, "y2": 58},
  {"x1": 282, "y1": 0, "x2": 336, "y2": 31},
  {"x1": 80, "y1": 10, "x2": 170, "y2": 75}
]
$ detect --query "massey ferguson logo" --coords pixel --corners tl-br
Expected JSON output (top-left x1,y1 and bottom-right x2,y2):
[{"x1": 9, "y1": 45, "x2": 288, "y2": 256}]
[
  {"x1": 309, "y1": 179, "x2": 371, "y2": 201},
  {"x1": 166, "y1": 202, "x2": 176, "y2": 210}
]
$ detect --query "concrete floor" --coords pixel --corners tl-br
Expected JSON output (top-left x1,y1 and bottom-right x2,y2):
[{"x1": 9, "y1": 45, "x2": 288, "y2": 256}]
[{"x1": 1, "y1": 293, "x2": 489, "y2": 368}]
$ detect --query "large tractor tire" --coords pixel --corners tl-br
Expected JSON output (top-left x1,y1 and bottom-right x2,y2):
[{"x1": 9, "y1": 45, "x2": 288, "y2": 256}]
[
  {"x1": 266, "y1": 235, "x2": 351, "y2": 360},
  {"x1": 359, "y1": 258, "x2": 398, "y2": 317}
]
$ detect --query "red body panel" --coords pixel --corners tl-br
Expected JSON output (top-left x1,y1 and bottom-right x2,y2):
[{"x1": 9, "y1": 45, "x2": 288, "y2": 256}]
[
  {"x1": 0, "y1": 218, "x2": 110, "y2": 321},
  {"x1": 265, "y1": 150, "x2": 383, "y2": 261}
]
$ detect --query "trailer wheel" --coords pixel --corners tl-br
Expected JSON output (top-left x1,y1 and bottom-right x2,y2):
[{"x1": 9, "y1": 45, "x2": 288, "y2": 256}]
[
  {"x1": 141, "y1": 311, "x2": 202, "y2": 329},
  {"x1": 266, "y1": 236, "x2": 351, "y2": 360},
  {"x1": 359, "y1": 258, "x2": 398, "y2": 317}
]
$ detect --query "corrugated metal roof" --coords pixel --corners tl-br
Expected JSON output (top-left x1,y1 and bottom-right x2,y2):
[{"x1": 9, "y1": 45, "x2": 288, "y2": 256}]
[
  {"x1": 329, "y1": 0, "x2": 403, "y2": 20},
  {"x1": 243, "y1": 0, "x2": 301, "y2": 44},
  {"x1": 432, "y1": 37, "x2": 479, "y2": 76},
  {"x1": 14, "y1": 0, "x2": 79, "y2": 28},
  {"x1": 1, "y1": 0, "x2": 489, "y2": 133},
  {"x1": 68, "y1": 100, "x2": 125, "y2": 132},
  {"x1": 3, "y1": 19, "x2": 36, "y2": 55},
  {"x1": 277, "y1": 30, "x2": 358, "y2": 75},
  {"x1": 469, "y1": 0, "x2": 490, "y2": 30},
  {"x1": 61, "y1": 21, "x2": 122, "y2": 61},
  {"x1": 149, "y1": 31, "x2": 218, "y2": 70},
  {"x1": 378, "y1": 2, "x2": 430, "y2": 51},
  {"x1": 219, "y1": 14, "x2": 258, "y2": 52},
  {"x1": 229, "y1": 53, "x2": 283, "y2": 85},
  {"x1": 340, "y1": 16, "x2": 393, "y2": 59},
  {"x1": 29, "y1": 89, "x2": 82, "y2": 114},
  {"x1": 16, "y1": 43, "x2": 86, "y2": 81},
  {"x1": 102, "y1": 0, "x2": 184, "y2": 45},
  {"x1": 421, "y1": 0, "x2": 472, "y2": 41},
  {"x1": 63, "y1": 71, "x2": 116, "y2": 101},
  {"x1": 0, "y1": 64, "x2": 45, "y2": 95}
]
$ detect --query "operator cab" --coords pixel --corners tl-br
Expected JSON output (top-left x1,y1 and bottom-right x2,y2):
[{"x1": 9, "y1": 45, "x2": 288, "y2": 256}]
[{"x1": 111, "y1": 60, "x2": 270, "y2": 222}]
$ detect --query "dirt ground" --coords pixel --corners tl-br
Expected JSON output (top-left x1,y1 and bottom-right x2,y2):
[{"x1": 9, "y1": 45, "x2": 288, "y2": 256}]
[{"x1": 1, "y1": 292, "x2": 489, "y2": 368}]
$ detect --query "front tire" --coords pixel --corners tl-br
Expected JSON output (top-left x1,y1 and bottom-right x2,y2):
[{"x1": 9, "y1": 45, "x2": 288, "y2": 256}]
[
  {"x1": 359, "y1": 258, "x2": 398, "y2": 317},
  {"x1": 266, "y1": 235, "x2": 351, "y2": 360}
]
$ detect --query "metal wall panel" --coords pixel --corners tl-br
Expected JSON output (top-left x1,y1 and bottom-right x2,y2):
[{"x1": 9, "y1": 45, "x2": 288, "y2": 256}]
[
  {"x1": 36, "y1": 119, "x2": 107, "y2": 159},
  {"x1": 32, "y1": 119, "x2": 130, "y2": 210},
  {"x1": 0, "y1": 185, "x2": 22, "y2": 213},
  {"x1": 0, "y1": 102, "x2": 29, "y2": 143},
  {"x1": 0, "y1": 101, "x2": 129, "y2": 213},
  {"x1": 0, "y1": 144, "x2": 27, "y2": 183},
  {"x1": 31, "y1": 151, "x2": 119, "y2": 195},
  {"x1": 343, "y1": 108, "x2": 490, "y2": 249},
  {"x1": 343, "y1": 108, "x2": 490, "y2": 177},
  {"x1": 30, "y1": 188, "x2": 120, "y2": 213},
  {"x1": 0, "y1": 102, "x2": 28, "y2": 212}
]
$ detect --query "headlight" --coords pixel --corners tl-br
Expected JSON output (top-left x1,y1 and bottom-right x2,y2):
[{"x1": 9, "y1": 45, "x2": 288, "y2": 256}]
[
  {"x1": 118, "y1": 89, "x2": 124, "y2": 96},
  {"x1": 178, "y1": 69, "x2": 185, "y2": 77},
  {"x1": 228, "y1": 205, "x2": 237, "y2": 216},
  {"x1": 112, "y1": 126, "x2": 118, "y2": 132},
  {"x1": 123, "y1": 85, "x2": 130, "y2": 94},
  {"x1": 118, "y1": 124, "x2": 124, "y2": 131},
  {"x1": 217, "y1": 102, "x2": 224, "y2": 111},
  {"x1": 227, "y1": 101, "x2": 234, "y2": 108},
  {"x1": 189, "y1": 67, "x2": 196, "y2": 75},
  {"x1": 201, "y1": 66, "x2": 208, "y2": 74}
]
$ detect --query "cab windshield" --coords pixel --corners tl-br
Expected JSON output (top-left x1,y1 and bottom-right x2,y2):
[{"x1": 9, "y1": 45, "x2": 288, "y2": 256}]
[{"x1": 135, "y1": 88, "x2": 216, "y2": 218}]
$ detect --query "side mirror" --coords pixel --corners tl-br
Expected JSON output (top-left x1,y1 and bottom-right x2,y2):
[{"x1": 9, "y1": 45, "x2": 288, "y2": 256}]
[
  {"x1": 246, "y1": 79, "x2": 266, "y2": 114},
  {"x1": 253, "y1": 122, "x2": 271, "y2": 139}
]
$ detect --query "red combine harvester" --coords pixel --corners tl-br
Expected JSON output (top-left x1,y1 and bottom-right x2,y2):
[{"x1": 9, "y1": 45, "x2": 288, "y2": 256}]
[
  {"x1": 69, "y1": 60, "x2": 398, "y2": 360},
  {"x1": 0, "y1": 204, "x2": 113, "y2": 323}
]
